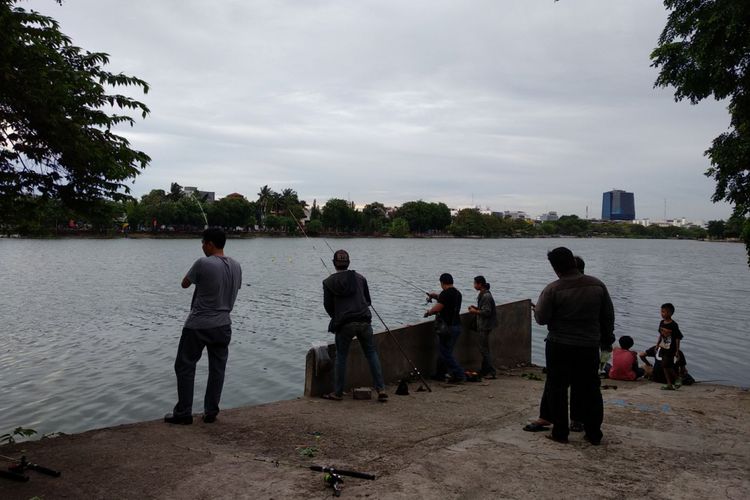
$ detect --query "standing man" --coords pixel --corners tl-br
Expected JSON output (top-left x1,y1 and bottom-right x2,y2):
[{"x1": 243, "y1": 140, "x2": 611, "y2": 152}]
[
  {"x1": 322, "y1": 249, "x2": 388, "y2": 402},
  {"x1": 165, "y1": 227, "x2": 242, "y2": 424},
  {"x1": 534, "y1": 247, "x2": 614, "y2": 445},
  {"x1": 467, "y1": 275, "x2": 498, "y2": 379},
  {"x1": 425, "y1": 273, "x2": 465, "y2": 383}
]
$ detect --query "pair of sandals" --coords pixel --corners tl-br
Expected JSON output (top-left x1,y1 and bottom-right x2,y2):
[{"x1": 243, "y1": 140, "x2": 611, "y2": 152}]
[{"x1": 322, "y1": 392, "x2": 389, "y2": 402}]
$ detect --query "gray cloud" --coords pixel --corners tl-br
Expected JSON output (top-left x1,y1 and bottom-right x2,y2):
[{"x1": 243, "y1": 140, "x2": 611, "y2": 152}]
[{"x1": 28, "y1": 0, "x2": 734, "y2": 220}]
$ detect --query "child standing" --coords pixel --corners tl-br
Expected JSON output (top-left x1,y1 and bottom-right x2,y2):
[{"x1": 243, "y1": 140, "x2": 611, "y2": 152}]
[
  {"x1": 607, "y1": 335, "x2": 645, "y2": 381},
  {"x1": 654, "y1": 303, "x2": 683, "y2": 390}
]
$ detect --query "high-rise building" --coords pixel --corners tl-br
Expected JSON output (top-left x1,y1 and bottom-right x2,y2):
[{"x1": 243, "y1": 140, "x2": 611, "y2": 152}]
[{"x1": 601, "y1": 189, "x2": 635, "y2": 220}]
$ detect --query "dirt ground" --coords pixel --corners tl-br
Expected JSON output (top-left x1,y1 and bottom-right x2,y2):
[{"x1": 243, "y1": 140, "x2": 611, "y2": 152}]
[{"x1": 1, "y1": 367, "x2": 748, "y2": 500}]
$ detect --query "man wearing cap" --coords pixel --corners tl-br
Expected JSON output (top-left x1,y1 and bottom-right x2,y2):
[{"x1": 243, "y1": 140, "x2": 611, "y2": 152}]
[
  {"x1": 534, "y1": 247, "x2": 615, "y2": 445},
  {"x1": 322, "y1": 249, "x2": 388, "y2": 402}
]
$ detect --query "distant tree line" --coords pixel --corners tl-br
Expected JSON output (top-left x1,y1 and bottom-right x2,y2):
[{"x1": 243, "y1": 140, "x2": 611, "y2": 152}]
[{"x1": 5, "y1": 183, "x2": 743, "y2": 242}]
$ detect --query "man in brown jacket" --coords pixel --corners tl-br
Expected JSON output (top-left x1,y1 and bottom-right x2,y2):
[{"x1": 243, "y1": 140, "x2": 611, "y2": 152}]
[{"x1": 534, "y1": 247, "x2": 615, "y2": 445}]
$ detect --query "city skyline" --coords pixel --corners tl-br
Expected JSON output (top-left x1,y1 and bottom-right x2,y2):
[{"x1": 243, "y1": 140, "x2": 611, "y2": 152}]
[{"x1": 24, "y1": 0, "x2": 735, "y2": 221}]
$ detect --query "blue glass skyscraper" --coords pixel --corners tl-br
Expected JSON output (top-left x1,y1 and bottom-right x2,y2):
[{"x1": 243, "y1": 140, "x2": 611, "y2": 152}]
[{"x1": 601, "y1": 190, "x2": 635, "y2": 220}]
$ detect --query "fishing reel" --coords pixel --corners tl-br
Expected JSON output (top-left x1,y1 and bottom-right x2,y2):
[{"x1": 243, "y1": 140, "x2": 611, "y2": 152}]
[{"x1": 323, "y1": 471, "x2": 344, "y2": 496}]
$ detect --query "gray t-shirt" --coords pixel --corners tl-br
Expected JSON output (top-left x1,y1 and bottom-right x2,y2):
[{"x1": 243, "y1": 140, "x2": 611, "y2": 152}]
[{"x1": 183, "y1": 255, "x2": 242, "y2": 329}]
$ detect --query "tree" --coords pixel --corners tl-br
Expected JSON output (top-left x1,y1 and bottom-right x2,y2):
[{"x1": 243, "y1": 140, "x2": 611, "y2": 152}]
[
  {"x1": 651, "y1": 0, "x2": 750, "y2": 264},
  {"x1": 362, "y1": 202, "x2": 388, "y2": 233},
  {"x1": 388, "y1": 217, "x2": 410, "y2": 238},
  {"x1": 321, "y1": 198, "x2": 358, "y2": 232},
  {"x1": 0, "y1": 1, "x2": 150, "y2": 215},
  {"x1": 707, "y1": 219, "x2": 726, "y2": 239}
]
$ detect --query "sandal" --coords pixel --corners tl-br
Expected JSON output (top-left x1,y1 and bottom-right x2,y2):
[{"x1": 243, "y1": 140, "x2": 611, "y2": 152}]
[
  {"x1": 322, "y1": 392, "x2": 343, "y2": 401},
  {"x1": 377, "y1": 392, "x2": 389, "y2": 402},
  {"x1": 523, "y1": 422, "x2": 550, "y2": 432},
  {"x1": 661, "y1": 385, "x2": 677, "y2": 391}
]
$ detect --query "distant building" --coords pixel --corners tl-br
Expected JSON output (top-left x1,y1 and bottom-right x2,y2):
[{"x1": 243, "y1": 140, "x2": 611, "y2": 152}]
[
  {"x1": 539, "y1": 211, "x2": 559, "y2": 222},
  {"x1": 183, "y1": 186, "x2": 215, "y2": 203},
  {"x1": 602, "y1": 189, "x2": 635, "y2": 221}
]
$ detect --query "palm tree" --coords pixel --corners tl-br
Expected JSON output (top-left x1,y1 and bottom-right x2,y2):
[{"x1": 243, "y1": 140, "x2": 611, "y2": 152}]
[{"x1": 257, "y1": 185, "x2": 273, "y2": 221}]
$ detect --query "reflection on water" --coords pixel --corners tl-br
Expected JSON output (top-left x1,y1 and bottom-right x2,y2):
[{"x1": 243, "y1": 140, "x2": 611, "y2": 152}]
[{"x1": 1, "y1": 237, "x2": 748, "y2": 435}]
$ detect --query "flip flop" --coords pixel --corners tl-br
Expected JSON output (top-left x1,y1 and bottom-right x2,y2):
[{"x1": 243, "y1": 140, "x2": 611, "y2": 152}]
[
  {"x1": 523, "y1": 422, "x2": 549, "y2": 432},
  {"x1": 322, "y1": 392, "x2": 343, "y2": 401}
]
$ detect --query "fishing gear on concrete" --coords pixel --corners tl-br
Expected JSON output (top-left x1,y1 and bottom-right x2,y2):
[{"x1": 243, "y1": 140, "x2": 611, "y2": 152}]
[
  {"x1": 254, "y1": 457, "x2": 375, "y2": 497},
  {"x1": 369, "y1": 304, "x2": 432, "y2": 393},
  {"x1": 0, "y1": 454, "x2": 61, "y2": 482}
]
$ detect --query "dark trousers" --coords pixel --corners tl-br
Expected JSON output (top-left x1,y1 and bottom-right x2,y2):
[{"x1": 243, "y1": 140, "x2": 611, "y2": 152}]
[
  {"x1": 436, "y1": 324, "x2": 465, "y2": 380},
  {"x1": 545, "y1": 341, "x2": 603, "y2": 442},
  {"x1": 173, "y1": 325, "x2": 231, "y2": 417},
  {"x1": 539, "y1": 381, "x2": 582, "y2": 423},
  {"x1": 477, "y1": 329, "x2": 496, "y2": 376}
]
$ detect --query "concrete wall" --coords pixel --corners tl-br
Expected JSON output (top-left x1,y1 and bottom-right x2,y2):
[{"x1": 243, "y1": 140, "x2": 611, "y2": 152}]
[{"x1": 304, "y1": 299, "x2": 532, "y2": 397}]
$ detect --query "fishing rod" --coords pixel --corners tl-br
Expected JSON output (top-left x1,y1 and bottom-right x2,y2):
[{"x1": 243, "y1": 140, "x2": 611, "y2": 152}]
[
  {"x1": 288, "y1": 208, "x2": 332, "y2": 271},
  {"x1": 291, "y1": 211, "x2": 431, "y2": 392},
  {"x1": 369, "y1": 304, "x2": 432, "y2": 392},
  {"x1": 0, "y1": 454, "x2": 61, "y2": 482},
  {"x1": 374, "y1": 267, "x2": 433, "y2": 303},
  {"x1": 254, "y1": 456, "x2": 375, "y2": 497}
]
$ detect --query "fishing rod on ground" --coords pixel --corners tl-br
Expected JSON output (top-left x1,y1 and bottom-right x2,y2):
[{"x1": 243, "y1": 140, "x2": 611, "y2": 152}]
[
  {"x1": 290, "y1": 211, "x2": 432, "y2": 392},
  {"x1": 254, "y1": 456, "x2": 375, "y2": 497},
  {"x1": 0, "y1": 454, "x2": 61, "y2": 482}
]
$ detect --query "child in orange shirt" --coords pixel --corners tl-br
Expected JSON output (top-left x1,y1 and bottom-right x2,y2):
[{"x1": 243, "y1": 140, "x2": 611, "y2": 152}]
[{"x1": 607, "y1": 335, "x2": 645, "y2": 381}]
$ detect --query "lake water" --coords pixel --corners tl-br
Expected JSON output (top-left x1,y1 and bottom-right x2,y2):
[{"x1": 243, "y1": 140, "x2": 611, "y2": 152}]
[{"x1": 1, "y1": 237, "x2": 748, "y2": 436}]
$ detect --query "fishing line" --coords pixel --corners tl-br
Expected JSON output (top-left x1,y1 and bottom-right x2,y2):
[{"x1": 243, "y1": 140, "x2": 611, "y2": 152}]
[
  {"x1": 288, "y1": 209, "x2": 331, "y2": 272},
  {"x1": 291, "y1": 211, "x2": 431, "y2": 392}
]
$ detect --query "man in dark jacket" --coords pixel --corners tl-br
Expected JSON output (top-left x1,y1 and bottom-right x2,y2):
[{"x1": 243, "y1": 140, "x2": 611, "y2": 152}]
[
  {"x1": 534, "y1": 247, "x2": 615, "y2": 445},
  {"x1": 322, "y1": 249, "x2": 387, "y2": 402}
]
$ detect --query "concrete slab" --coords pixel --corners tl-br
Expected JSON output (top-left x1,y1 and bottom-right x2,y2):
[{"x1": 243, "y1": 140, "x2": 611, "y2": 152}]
[{"x1": 1, "y1": 368, "x2": 748, "y2": 499}]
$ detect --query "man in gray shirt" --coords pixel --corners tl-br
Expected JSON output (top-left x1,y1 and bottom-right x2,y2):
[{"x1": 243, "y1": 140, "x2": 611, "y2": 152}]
[{"x1": 165, "y1": 228, "x2": 242, "y2": 425}]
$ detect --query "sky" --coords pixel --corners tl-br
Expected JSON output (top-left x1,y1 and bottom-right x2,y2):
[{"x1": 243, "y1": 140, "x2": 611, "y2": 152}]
[{"x1": 25, "y1": 0, "x2": 735, "y2": 221}]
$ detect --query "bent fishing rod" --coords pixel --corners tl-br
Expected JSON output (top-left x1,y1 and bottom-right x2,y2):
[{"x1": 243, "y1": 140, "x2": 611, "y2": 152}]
[
  {"x1": 374, "y1": 267, "x2": 433, "y2": 303},
  {"x1": 291, "y1": 211, "x2": 431, "y2": 392}
]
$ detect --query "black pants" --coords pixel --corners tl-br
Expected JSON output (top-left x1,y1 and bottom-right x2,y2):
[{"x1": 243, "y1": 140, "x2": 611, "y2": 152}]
[
  {"x1": 545, "y1": 341, "x2": 603, "y2": 442},
  {"x1": 173, "y1": 325, "x2": 231, "y2": 418},
  {"x1": 539, "y1": 381, "x2": 582, "y2": 423}
]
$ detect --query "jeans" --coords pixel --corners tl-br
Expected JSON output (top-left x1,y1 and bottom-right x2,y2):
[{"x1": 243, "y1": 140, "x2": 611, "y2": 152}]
[
  {"x1": 545, "y1": 340, "x2": 603, "y2": 442},
  {"x1": 334, "y1": 322, "x2": 384, "y2": 396},
  {"x1": 477, "y1": 329, "x2": 496, "y2": 376},
  {"x1": 173, "y1": 325, "x2": 231, "y2": 417},
  {"x1": 436, "y1": 324, "x2": 465, "y2": 380}
]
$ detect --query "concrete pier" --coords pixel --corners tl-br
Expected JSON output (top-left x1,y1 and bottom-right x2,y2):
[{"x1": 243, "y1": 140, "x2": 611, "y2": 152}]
[
  {"x1": 1, "y1": 370, "x2": 748, "y2": 499},
  {"x1": 305, "y1": 299, "x2": 532, "y2": 397}
]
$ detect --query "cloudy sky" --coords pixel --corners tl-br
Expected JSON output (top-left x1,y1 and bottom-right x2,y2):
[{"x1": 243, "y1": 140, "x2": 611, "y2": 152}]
[{"x1": 27, "y1": 0, "x2": 734, "y2": 220}]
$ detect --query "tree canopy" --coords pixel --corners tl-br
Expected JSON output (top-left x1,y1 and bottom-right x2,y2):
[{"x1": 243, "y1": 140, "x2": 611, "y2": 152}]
[
  {"x1": 0, "y1": 0, "x2": 150, "y2": 213},
  {"x1": 651, "y1": 0, "x2": 750, "y2": 263}
]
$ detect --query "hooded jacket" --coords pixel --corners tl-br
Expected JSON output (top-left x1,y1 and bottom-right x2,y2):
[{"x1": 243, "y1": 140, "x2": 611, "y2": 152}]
[{"x1": 323, "y1": 270, "x2": 372, "y2": 333}]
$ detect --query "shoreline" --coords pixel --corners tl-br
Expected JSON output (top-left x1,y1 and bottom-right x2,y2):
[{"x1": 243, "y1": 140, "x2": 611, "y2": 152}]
[
  {"x1": 1, "y1": 368, "x2": 747, "y2": 499},
  {"x1": 1, "y1": 231, "x2": 740, "y2": 242}
]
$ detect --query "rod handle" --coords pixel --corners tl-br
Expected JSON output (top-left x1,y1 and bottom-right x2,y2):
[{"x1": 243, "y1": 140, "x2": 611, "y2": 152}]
[
  {"x1": 310, "y1": 465, "x2": 375, "y2": 480},
  {"x1": 28, "y1": 463, "x2": 61, "y2": 477}
]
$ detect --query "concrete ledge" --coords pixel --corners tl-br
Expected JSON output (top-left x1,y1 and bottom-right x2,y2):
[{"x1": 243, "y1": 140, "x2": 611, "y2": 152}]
[{"x1": 305, "y1": 299, "x2": 532, "y2": 397}]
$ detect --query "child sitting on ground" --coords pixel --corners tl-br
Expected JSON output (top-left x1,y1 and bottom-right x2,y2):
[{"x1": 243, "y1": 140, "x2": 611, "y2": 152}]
[{"x1": 607, "y1": 335, "x2": 645, "y2": 381}]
